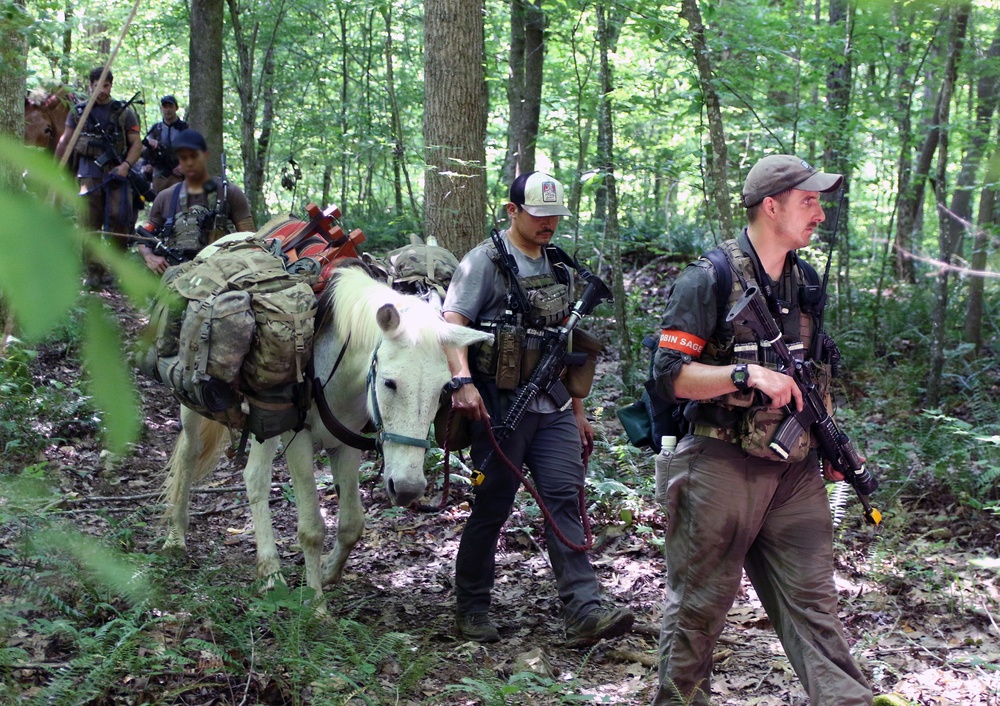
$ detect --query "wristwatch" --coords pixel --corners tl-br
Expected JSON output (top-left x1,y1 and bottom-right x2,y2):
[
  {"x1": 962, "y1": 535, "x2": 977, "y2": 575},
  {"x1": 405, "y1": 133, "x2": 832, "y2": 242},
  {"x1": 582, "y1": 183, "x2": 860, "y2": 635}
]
[
  {"x1": 731, "y1": 364, "x2": 751, "y2": 391},
  {"x1": 445, "y1": 376, "x2": 474, "y2": 394}
]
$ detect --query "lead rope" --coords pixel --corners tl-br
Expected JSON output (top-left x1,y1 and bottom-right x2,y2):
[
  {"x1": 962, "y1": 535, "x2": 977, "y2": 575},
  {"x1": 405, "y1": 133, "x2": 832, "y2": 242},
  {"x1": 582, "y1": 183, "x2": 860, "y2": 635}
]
[
  {"x1": 438, "y1": 405, "x2": 454, "y2": 510},
  {"x1": 482, "y1": 421, "x2": 593, "y2": 552}
]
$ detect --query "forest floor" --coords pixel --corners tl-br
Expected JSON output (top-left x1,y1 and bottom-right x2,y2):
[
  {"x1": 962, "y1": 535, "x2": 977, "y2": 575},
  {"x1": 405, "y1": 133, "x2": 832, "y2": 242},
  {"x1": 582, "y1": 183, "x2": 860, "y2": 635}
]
[{"x1": 3, "y1": 283, "x2": 1000, "y2": 705}]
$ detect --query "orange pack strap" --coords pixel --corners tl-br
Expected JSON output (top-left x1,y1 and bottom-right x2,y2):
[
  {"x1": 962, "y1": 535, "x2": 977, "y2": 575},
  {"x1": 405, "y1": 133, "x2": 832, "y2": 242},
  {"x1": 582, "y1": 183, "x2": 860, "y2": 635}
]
[{"x1": 658, "y1": 329, "x2": 706, "y2": 357}]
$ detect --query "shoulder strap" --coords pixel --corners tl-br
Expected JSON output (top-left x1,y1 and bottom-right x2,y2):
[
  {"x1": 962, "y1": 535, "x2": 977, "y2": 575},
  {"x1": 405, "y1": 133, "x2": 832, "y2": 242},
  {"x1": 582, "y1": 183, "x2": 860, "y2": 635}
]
[
  {"x1": 162, "y1": 184, "x2": 185, "y2": 238},
  {"x1": 702, "y1": 247, "x2": 733, "y2": 318}
]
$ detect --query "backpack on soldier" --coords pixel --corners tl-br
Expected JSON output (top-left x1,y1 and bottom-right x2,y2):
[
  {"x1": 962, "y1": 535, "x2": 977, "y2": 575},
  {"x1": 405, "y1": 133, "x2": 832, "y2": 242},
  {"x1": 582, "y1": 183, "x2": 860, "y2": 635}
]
[
  {"x1": 138, "y1": 235, "x2": 318, "y2": 442},
  {"x1": 616, "y1": 247, "x2": 821, "y2": 453}
]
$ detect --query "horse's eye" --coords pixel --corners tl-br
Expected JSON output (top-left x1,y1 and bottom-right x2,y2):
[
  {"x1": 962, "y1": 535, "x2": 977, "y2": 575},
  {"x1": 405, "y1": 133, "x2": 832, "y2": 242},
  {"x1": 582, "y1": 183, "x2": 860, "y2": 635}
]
[{"x1": 384, "y1": 379, "x2": 397, "y2": 391}]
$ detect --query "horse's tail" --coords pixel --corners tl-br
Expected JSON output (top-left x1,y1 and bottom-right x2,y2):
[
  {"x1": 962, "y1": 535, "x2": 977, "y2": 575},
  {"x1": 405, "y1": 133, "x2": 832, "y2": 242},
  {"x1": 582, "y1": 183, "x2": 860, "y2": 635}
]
[{"x1": 160, "y1": 412, "x2": 229, "y2": 522}]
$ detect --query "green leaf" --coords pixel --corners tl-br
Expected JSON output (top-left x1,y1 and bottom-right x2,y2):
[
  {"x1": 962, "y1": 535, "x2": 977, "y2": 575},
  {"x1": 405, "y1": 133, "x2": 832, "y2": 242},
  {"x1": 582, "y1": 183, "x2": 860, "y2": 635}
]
[
  {"x1": 0, "y1": 135, "x2": 81, "y2": 202},
  {"x1": 82, "y1": 236, "x2": 161, "y2": 306},
  {"x1": 0, "y1": 189, "x2": 81, "y2": 338},
  {"x1": 82, "y1": 302, "x2": 141, "y2": 452}
]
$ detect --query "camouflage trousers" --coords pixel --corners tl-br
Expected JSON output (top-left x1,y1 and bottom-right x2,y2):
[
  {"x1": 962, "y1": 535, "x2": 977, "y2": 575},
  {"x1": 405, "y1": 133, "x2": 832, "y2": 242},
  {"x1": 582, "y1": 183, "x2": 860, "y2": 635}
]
[{"x1": 653, "y1": 435, "x2": 872, "y2": 706}]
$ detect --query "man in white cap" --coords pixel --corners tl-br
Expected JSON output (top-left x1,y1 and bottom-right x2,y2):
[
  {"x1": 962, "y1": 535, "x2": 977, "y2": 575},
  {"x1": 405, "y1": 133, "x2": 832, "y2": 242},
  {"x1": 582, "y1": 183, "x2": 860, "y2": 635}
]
[
  {"x1": 650, "y1": 155, "x2": 873, "y2": 704},
  {"x1": 443, "y1": 171, "x2": 634, "y2": 646}
]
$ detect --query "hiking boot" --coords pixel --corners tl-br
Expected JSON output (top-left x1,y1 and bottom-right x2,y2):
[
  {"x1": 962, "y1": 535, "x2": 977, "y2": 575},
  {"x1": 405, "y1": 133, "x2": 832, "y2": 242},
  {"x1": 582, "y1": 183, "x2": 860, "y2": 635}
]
[
  {"x1": 565, "y1": 606, "x2": 635, "y2": 648},
  {"x1": 455, "y1": 612, "x2": 501, "y2": 643}
]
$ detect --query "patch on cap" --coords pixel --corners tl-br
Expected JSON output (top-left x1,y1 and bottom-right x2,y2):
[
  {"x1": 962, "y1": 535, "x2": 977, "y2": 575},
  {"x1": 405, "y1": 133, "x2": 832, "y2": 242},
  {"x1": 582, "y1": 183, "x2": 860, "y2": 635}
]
[{"x1": 541, "y1": 181, "x2": 557, "y2": 203}]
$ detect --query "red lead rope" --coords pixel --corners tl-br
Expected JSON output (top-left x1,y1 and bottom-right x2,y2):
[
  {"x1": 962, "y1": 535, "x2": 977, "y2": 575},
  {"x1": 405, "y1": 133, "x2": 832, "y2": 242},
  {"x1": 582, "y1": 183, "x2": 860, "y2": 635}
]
[{"x1": 436, "y1": 406, "x2": 593, "y2": 552}]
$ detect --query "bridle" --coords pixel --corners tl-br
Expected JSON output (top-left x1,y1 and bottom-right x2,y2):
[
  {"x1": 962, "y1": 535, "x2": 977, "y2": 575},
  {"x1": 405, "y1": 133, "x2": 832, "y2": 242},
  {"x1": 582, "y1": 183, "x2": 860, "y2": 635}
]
[{"x1": 313, "y1": 336, "x2": 448, "y2": 454}]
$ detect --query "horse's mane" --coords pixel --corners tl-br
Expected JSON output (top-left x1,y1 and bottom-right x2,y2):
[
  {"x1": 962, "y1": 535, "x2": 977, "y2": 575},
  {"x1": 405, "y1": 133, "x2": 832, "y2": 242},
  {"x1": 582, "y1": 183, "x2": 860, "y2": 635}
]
[
  {"x1": 26, "y1": 84, "x2": 76, "y2": 108},
  {"x1": 317, "y1": 266, "x2": 444, "y2": 355}
]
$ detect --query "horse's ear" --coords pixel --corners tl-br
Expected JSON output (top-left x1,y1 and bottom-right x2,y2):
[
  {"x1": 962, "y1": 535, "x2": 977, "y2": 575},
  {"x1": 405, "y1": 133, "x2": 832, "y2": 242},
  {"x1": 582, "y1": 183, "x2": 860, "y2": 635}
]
[
  {"x1": 440, "y1": 323, "x2": 492, "y2": 349},
  {"x1": 376, "y1": 303, "x2": 400, "y2": 334}
]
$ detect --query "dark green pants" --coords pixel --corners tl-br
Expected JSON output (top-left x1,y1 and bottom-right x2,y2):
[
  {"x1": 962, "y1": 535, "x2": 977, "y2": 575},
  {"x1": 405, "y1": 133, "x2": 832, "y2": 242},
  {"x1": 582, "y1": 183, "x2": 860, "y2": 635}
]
[{"x1": 653, "y1": 435, "x2": 872, "y2": 706}]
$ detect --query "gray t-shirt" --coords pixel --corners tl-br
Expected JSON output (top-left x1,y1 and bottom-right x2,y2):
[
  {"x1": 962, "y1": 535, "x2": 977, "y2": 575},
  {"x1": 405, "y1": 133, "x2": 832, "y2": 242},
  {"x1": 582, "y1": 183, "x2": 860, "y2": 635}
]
[{"x1": 444, "y1": 231, "x2": 560, "y2": 413}]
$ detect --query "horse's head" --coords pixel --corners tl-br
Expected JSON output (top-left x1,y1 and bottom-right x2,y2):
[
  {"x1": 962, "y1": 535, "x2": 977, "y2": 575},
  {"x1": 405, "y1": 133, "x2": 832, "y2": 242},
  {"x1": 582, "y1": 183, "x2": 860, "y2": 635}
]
[
  {"x1": 368, "y1": 301, "x2": 490, "y2": 506},
  {"x1": 24, "y1": 87, "x2": 72, "y2": 152}
]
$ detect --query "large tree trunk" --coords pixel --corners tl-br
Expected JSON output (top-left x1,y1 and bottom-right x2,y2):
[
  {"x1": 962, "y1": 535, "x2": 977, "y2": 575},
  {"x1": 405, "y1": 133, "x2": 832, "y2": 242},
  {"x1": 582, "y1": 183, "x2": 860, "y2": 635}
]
[
  {"x1": 61, "y1": 0, "x2": 72, "y2": 85},
  {"x1": 189, "y1": 0, "x2": 224, "y2": 175},
  {"x1": 679, "y1": 0, "x2": 733, "y2": 237},
  {"x1": 924, "y1": 2, "x2": 970, "y2": 408},
  {"x1": 423, "y1": 0, "x2": 487, "y2": 256},
  {"x1": 503, "y1": 0, "x2": 544, "y2": 183},
  {"x1": 958, "y1": 21, "x2": 1000, "y2": 351},
  {"x1": 596, "y1": 2, "x2": 632, "y2": 384},
  {"x1": 0, "y1": 0, "x2": 27, "y2": 154}
]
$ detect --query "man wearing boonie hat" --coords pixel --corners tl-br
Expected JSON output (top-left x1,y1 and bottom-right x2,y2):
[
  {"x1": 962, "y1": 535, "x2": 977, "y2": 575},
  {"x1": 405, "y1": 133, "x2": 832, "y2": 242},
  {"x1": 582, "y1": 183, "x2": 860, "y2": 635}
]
[
  {"x1": 136, "y1": 129, "x2": 254, "y2": 274},
  {"x1": 141, "y1": 94, "x2": 189, "y2": 194},
  {"x1": 442, "y1": 171, "x2": 634, "y2": 647},
  {"x1": 649, "y1": 155, "x2": 873, "y2": 704}
]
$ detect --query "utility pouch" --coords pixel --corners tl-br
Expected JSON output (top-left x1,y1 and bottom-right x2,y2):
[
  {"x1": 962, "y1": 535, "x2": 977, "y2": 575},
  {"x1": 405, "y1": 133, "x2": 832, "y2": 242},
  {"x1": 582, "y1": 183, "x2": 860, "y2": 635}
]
[
  {"x1": 564, "y1": 328, "x2": 603, "y2": 398},
  {"x1": 496, "y1": 323, "x2": 524, "y2": 390},
  {"x1": 739, "y1": 406, "x2": 811, "y2": 463},
  {"x1": 527, "y1": 283, "x2": 570, "y2": 327}
]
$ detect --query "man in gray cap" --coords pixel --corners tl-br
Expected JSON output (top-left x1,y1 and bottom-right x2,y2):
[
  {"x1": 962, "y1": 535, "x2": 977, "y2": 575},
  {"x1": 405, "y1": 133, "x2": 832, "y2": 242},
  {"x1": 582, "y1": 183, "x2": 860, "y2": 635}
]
[
  {"x1": 443, "y1": 171, "x2": 634, "y2": 647},
  {"x1": 141, "y1": 95, "x2": 189, "y2": 194},
  {"x1": 137, "y1": 130, "x2": 254, "y2": 274},
  {"x1": 649, "y1": 155, "x2": 873, "y2": 705}
]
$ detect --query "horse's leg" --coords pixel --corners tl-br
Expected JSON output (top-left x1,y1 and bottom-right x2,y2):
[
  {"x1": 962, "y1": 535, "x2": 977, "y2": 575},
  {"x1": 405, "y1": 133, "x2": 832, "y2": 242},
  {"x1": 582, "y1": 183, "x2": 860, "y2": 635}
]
[
  {"x1": 162, "y1": 408, "x2": 227, "y2": 552},
  {"x1": 244, "y1": 436, "x2": 284, "y2": 588},
  {"x1": 321, "y1": 445, "x2": 365, "y2": 584},
  {"x1": 285, "y1": 431, "x2": 325, "y2": 601}
]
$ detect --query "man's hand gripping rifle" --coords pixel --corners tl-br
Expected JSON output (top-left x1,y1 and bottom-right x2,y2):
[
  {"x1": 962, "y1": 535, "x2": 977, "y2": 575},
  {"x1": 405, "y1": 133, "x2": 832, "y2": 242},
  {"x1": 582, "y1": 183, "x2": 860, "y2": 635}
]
[
  {"x1": 491, "y1": 272, "x2": 613, "y2": 446},
  {"x1": 726, "y1": 287, "x2": 882, "y2": 526},
  {"x1": 132, "y1": 222, "x2": 187, "y2": 266},
  {"x1": 91, "y1": 91, "x2": 157, "y2": 205}
]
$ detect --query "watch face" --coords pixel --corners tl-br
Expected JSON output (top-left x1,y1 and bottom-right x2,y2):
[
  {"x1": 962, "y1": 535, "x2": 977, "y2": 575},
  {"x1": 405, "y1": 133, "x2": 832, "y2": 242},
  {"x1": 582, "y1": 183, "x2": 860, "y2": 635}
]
[{"x1": 733, "y1": 366, "x2": 749, "y2": 386}]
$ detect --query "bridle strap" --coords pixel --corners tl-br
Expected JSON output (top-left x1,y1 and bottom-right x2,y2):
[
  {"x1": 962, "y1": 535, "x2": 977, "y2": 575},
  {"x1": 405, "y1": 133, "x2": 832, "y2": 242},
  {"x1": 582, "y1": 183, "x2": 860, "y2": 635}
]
[
  {"x1": 366, "y1": 345, "x2": 434, "y2": 451},
  {"x1": 313, "y1": 334, "x2": 378, "y2": 452}
]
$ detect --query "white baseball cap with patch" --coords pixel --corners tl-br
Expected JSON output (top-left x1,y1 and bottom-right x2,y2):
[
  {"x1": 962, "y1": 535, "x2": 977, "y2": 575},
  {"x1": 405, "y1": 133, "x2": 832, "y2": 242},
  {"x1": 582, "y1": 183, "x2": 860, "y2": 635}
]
[{"x1": 510, "y1": 171, "x2": 573, "y2": 218}]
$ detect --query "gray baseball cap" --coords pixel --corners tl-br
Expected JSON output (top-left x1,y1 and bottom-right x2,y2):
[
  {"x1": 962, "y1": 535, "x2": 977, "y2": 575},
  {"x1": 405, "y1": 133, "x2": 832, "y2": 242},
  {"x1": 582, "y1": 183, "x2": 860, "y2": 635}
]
[{"x1": 741, "y1": 155, "x2": 842, "y2": 208}]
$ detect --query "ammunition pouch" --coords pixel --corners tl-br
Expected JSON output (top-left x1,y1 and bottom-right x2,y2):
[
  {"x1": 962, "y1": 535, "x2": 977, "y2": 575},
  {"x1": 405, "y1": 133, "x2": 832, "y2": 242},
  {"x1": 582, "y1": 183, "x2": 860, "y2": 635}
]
[
  {"x1": 563, "y1": 328, "x2": 602, "y2": 399},
  {"x1": 74, "y1": 133, "x2": 108, "y2": 161},
  {"x1": 526, "y1": 282, "x2": 571, "y2": 327}
]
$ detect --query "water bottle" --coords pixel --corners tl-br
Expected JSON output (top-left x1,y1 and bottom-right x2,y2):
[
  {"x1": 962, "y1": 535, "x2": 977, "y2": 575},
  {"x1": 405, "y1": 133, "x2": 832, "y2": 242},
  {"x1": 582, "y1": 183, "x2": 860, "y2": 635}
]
[{"x1": 654, "y1": 435, "x2": 678, "y2": 505}]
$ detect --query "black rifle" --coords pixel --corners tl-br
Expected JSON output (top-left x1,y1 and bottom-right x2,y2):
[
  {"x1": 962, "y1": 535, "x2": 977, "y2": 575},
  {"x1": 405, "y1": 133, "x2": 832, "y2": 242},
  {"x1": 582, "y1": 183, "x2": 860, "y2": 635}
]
[
  {"x1": 726, "y1": 286, "x2": 882, "y2": 526},
  {"x1": 490, "y1": 228, "x2": 532, "y2": 317},
  {"x1": 491, "y1": 272, "x2": 613, "y2": 443},
  {"x1": 89, "y1": 91, "x2": 157, "y2": 205},
  {"x1": 133, "y1": 224, "x2": 187, "y2": 266}
]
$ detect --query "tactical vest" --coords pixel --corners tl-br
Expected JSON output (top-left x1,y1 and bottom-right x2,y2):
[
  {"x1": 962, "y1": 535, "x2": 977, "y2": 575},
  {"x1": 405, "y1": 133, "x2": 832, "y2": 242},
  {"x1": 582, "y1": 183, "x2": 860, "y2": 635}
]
[
  {"x1": 148, "y1": 119, "x2": 189, "y2": 170},
  {"x1": 698, "y1": 235, "x2": 830, "y2": 461},
  {"x1": 73, "y1": 100, "x2": 128, "y2": 162},
  {"x1": 471, "y1": 237, "x2": 599, "y2": 399},
  {"x1": 162, "y1": 183, "x2": 235, "y2": 253}
]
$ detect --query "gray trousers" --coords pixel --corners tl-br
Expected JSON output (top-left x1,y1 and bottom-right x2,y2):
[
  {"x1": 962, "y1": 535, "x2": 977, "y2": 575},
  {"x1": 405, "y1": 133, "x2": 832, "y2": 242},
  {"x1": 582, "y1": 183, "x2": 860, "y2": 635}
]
[
  {"x1": 454, "y1": 407, "x2": 601, "y2": 623},
  {"x1": 653, "y1": 435, "x2": 873, "y2": 706}
]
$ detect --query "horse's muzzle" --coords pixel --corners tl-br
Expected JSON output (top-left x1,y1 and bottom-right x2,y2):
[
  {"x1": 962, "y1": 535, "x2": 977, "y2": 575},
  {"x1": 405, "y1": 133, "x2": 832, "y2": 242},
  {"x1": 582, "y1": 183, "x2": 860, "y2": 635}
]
[{"x1": 386, "y1": 476, "x2": 426, "y2": 507}]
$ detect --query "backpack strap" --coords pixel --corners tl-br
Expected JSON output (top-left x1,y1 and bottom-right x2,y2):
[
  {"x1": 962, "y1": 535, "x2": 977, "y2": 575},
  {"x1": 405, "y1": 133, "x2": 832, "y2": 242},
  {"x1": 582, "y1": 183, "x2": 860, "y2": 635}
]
[
  {"x1": 161, "y1": 183, "x2": 185, "y2": 239},
  {"x1": 701, "y1": 247, "x2": 733, "y2": 319}
]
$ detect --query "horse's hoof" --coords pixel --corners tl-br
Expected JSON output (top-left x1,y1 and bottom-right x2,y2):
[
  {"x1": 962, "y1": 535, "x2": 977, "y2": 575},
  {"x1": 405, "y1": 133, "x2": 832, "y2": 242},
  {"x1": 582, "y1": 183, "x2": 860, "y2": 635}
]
[{"x1": 257, "y1": 571, "x2": 287, "y2": 594}]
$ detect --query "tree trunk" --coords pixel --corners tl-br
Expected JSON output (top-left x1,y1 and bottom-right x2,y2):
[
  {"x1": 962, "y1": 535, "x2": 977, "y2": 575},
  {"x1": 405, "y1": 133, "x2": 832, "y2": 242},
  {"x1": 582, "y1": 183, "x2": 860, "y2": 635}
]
[
  {"x1": 504, "y1": 0, "x2": 544, "y2": 182},
  {"x1": 322, "y1": 162, "x2": 333, "y2": 210},
  {"x1": 679, "y1": 0, "x2": 733, "y2": 237},
  {"x1": 61, "y1": 0, "x2": 73, "y2": 85},
  {"x1": 0, "y1": 0, "x2": 27, "y2": 151},
  {"x1": 924, "y1": 2, "x2": 970, "y2": 408},
  {"x1": 338, "y1": 5, "x2": 349, "y2": 210},
  {"x1": 823, "y1": 0, "x2": 853, "y2": 323},
  {"x1": 965, "y1": 154, "x2": 998, "y2": 352},
  {"x1": 383, "y1": 6, "x2": 418, "y2": 221},
  {"x1": 189, "y1": 0, "x2": 224, "y2": 175},
  {"x1": 596, "y1": 2, "x2": 632, "y2": 384},
  {"x1": 423, "y1": 0, "x2": 487, "y2": 256},
  {"x1": 957, "y1": 21, "x2": 1000, "y2": 351}
]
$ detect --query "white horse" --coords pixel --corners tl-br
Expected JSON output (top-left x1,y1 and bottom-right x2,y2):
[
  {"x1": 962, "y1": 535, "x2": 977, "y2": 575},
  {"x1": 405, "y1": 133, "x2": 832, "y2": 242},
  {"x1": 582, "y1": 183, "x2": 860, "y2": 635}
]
[{"x1": 160, "y1": 266, "x2": 490, "y2": 600}]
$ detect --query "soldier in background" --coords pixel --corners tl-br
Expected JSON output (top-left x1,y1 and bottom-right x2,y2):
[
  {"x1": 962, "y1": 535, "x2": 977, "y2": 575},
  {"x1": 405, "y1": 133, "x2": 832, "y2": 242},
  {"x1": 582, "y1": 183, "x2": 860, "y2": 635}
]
[
  {"x1": 137, "y1": 130, "x2": 254, "y2": 274},
  {"x1": 141, "y1": 95, "x2": 188, "y2": 194}
]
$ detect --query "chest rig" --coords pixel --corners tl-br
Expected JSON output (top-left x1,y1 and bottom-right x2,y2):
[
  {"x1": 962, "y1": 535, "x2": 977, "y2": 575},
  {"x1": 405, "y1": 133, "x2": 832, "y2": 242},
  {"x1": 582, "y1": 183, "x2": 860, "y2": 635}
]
[
  {"x1": 699, "y1": 234, "x2": 829, "y2": 461},
  {"x1": 162, "y1": 183, "x2": 234, "y2": 253},
  {"x1": 472, "y1": 237, "x2": 575, "y2": 390},
  {"x1": 74, "y1": 100, "x2": 128, "y2": 162}
]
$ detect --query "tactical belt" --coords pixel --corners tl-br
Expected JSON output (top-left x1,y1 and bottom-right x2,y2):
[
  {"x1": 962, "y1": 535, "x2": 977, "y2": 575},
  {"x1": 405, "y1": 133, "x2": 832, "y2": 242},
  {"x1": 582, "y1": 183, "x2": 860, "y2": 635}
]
[{"x1": 692, "y1": 423, "x2": 738, "y2": 444}]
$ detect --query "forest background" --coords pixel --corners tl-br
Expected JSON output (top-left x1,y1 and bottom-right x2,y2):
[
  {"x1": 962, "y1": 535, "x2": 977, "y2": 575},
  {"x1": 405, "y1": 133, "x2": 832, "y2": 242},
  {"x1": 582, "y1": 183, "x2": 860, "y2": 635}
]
[{"x1": 1, "y1": 0, "x2": 999, "y2": 703}]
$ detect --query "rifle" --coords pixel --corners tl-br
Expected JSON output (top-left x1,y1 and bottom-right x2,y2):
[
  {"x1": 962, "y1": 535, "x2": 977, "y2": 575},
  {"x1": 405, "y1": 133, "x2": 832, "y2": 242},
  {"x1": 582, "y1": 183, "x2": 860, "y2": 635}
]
[
  {"x1": 89, "y1": 91, "x2": 157, "y2": 205},
  {"x1": 490, "y1": 228, "x2": 532, "y2": 317},
  {"x1": 133, "y1": 224, "x2": 188, "y2": 266},
  {"x1": 490, "y1": 272, "x2": 613, "y2": 444},
  {"x1": 726, "y1": 286, "x2": 882, "y2": 526},
  {"x1": 213, "y1": 153, "x2": 230, "y2": 233}
]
